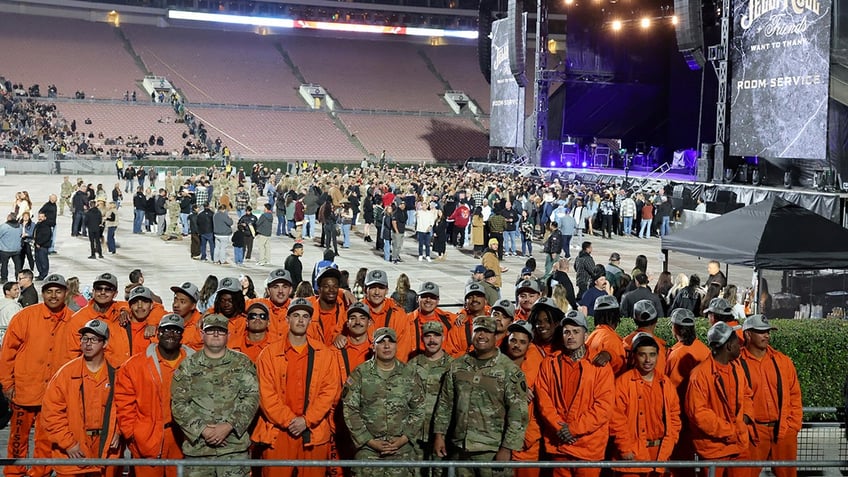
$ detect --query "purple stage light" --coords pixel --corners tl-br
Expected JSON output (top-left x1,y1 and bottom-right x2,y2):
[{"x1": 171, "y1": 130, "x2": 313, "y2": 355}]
[
  {"x1": 550, "y1": 161, "x2": 556, "y2": 167},
  {"x1": 581, "y1": 161, "x2": 588, "y2": 168},
  {"x1": 565, "y1": 161, "x2": 572, "y2": 167}
]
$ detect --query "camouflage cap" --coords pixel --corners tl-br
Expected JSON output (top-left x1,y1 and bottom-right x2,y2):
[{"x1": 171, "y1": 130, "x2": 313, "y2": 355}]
[
  {"x1": 670, "y1": 308, "x2": 696, "y2": 326},
  {"x1": 347, "y1": 301, "x2": 372, "y2": 319},
  {"x1": 288, "y1": 297, "x2": 314, "y2": 315},
  {"x1": 374, "y1": 327, "x2": 397, "y2": 343},
  {"x1": 41, "y1": 273, "x2": 67, "y2": 291},
  {"x1": 128, "y1": 286, "x2": 154, "y2": 303},
  {"x1": 79, "y1": 319, "x2": 109, "y2": 340},
  {"x1": 201, "y1": 313, "x2": 229, "y2": 331},
  {"x1": 267, "y1": 268, "x2": 293, "y2": 286},
  {"x1": 472, "y1": 315, "x2": 497, "y2": 333},
  {"x1": 171, "y1": 282, "x2": 200, "y2": 303},
  {"x1": 417, "y1": 281, "x2": 440, "y2": 297},
  {"x1": 507, "y1": 319, "x2": 534, "y2": 340},
  {"x1": 94, "y1": 272, "x2": 118, "y2": 289},
  {"x1": 422, "y1": 321, "x2": 444, "y2": 336},
  {"x1": 492, "y1": 299, "x2": 515, "y2": 318},
  {"x1": 633, "y1": 300, "x2": 658, "y2": 323},
  {"x1": 216, "y1": 276, "x2": 241, "y2": 294},
  {"x1": 158, "y1": 313, "x2": 185, "y2": 330}
]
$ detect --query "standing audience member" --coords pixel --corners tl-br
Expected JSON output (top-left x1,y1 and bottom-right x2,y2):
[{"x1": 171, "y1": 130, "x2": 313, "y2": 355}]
[
  {"x1": 254, "y1": 203, "x2": 273, "y2": 266},
  {"x1": 573, "y1": 241, "x2": 595, "y2": 300},
  {"x1": 0, "y1": 214, "x2": 22, "y2": 282},
  {"x1": 85, "y1": 201, "x2": 103, "y2": 259},
  {"x1": 33, "y1": 212, "x2": 52, "y2": 279},
  {"x1": 0, "y1": 282, "x2": 21, "y2": 341},
  {"x1": 17, "y1": 270, "x2": 38, "y2": 307},
  {"x1": 213, "y1": 204, "x2": 233, "y2": 264},
  {"x1": 104, "y1": 202, "x2": 118, "y2": 255}
]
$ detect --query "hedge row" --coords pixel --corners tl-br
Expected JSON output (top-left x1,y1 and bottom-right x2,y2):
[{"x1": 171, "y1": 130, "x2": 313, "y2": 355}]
[{"x1": 600, "y1": 317, "x2": 848, "y2": 410}]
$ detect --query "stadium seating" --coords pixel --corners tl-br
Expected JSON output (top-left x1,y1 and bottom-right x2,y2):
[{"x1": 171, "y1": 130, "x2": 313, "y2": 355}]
[{"x1": 422, "y1": 44, "x2": 491, "y2": 113}]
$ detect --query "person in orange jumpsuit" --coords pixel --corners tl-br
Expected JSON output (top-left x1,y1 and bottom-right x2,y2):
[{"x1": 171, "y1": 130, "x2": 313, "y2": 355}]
[
  {"x1": 169, "y1": 282, "x2": 203, "y2": 350},
  {"x1": 251, "y1": 268, "x2": 295, "y2": 342},
  {"x1": 685, "y1": 322, "x2": 755, "y2": 477},
  {"x1": 527, "y1": 297, "x2": 564, "y2": 357},
  {"x1": 228, "y1": 302, "x2": 274, "y2": 363},
  {"x1": 335, "y1": 270, "x2": 412, "y2": 361},
  {"x1": 67, "y1": 273, "x2": 132, "y2": 367},
  {"x1": 252, "y1": 297, "x2": 341, "y2": 477},
  {"x1": 308, "y1": 267, "x2": 349, "y2": 346},
  {"x1": 445, "y1": 282, "x2": 491, "y2": 357},
  {"x1": 115, "y1": 313, "x2": 194, "y2": 477},
  {"x1": 406, "y1": 281, "x2": 456, "y2": 360},
  {"x1": 336, "y1": 302, "x2": 374, "y2": 380},
  {"x1": 535, "y1": 310, "x2": 614, "y2": 477},
  {"x1": 504, "y1": 320, "x2": 544, "y2": 477},
  {"x1": 739, "y1": 315, "x2": 802, "y2": 477},
  {"x1": 622, "y1": 300, "x2": 667, "y2": 375},
  {"x1": 42, "y1": 319, "x2": 122, "y2": 477},
  {"x1": 610, "y1": 333, "x2": 681, "y2": 477},
  {"x1": 665, "y1": 308, "x2": 711, "y2": 477},
  {"x1": 126, "y1": 286, "x2": 164, "y2": 355},
  {"x1": 0, "y1": 274, "x2": 74, "y2": 477},
  {"x1": 492, "y1": 299, "x2": 515, "y2": 348},
  {"x1": 210, "y1": 277, "x2": 247, "y2": 342},
  {"x1": 585, "y1": 295, "x2": 626, "y2": 376},
  {"x1": 514, "y1": 279, "x2": 542, "y2": 322}
]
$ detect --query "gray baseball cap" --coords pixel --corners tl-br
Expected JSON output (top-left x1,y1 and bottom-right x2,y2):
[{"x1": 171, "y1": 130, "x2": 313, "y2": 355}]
[
  {"x1": 633, "y1": 300, "x2": 658, "y2": 323},
  {"x1": 594, "y1": 295, "x2": 619, "y2": 312},
  {"x1": 128, "y1": 286, "x2": 154, "y2": 303},
  {"x1": 347, "y1": 301, "x2": 372, "y2": 319},
  {"x1": 171, "y1": 282, "x2": 200, "y2": 303},
  {"x1": 516, "y1": 279, "x2": 541, "y2": 294},
  {"x1": 41, "y1": 273, "x2": 68, "y2": 291},
  {"x1": 706, "y1": 298, "x2": 733, "y2": 316},
  {"x1": 267, "y1": 268, "x2": 293, "y2": 286},
  {"x1": 288, "y1": 297, "x2": 314, "y2": 315},
  {"x1": 507, "y1": 319, "x2": 534, "y2": 340},
  {"x1": 707, "y1": 321, "x2": 741, "y2": 347},
  {"x1": 79, "y1": 319, "x2": 110, "y2": 340},
  {"x1": 561, "y1": 309, "x2": 588, "y2": 330},
  {"x1": 465, "y1": 282, "x2": 486, "y2": 297},
  {"x1": 158, "y1": 313, "x2": 185, "y2": 330},
  {"x1": 216, "y1": 276, "x2": 241, "y2": 294},
  {"x1": 670, "y1": 308, "x2": 696, "y2": 326},
  {"x1": 417, "y1": 281, "x2": 440, "y2": 297},
  {"x1": 492, "y1": 299, "x2": 515, "y2": 318},
  {"x1": 94, "y1": 272, "x2": 118, "y2": 289},
  {"x1": 365, "y1": 270, "x2": 389, "y2": 288},
  {"x1": 742, "y1": 314, "x2": 776, "y2": 332}
]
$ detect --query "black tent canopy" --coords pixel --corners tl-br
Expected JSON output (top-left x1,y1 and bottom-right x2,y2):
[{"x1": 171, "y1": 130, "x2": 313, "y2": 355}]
[{"x1": 661, "y1": 197, "x2": 848, "y2": 270}]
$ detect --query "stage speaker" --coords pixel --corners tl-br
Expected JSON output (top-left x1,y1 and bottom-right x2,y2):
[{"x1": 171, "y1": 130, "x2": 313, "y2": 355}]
[
  {"x1": 507, "y1": 0, "x2": 527, "y2": 87},
  {"x1": 715, "y1": 190, "x2": 737, "y2": 204},
  {"x1": 477, "y1": 0, "x2": 495, "y2": 83},
  {"x1": 674, "y1": 0, "x2": 705, "y2": 69},
  {"x1": 713, "y1": 143, "x2": 725, "y2": 183},
  {"x1": 705, "y1": 201, "x2": 726, "y2": 214},
  {"x1": 698, "y1": 143, "x2": 712, "y2": 182}
]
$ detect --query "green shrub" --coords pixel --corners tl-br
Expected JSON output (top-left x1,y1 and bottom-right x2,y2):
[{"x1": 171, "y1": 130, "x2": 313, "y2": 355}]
[{"x1": 588, "y1": 317, "x2": 848, "y2": 409}]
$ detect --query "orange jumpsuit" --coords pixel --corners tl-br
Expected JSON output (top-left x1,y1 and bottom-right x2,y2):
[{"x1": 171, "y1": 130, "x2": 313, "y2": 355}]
[
  {"x1": 535, "y1": 352, "x2": 615, "y2": 477},
  {"x1": 610, "y1": 368, "x2": 681, "y2": 477},
  {"x1": 41, "y1": 357, "x2": 122, "y2": 477},
  {"x1": 252, "y1": 335, "x2": 341, "y2": 477},
  {"x1": 143, "y1": 302, "x2": 168, "y2": 327},
  {"x1": 685, "y1": 355, "x2": 755, "y2": 477},
  {"x1": 586, "y1": 324, "x2": 627, "y2": 376},
  {"x1": 739, "y1": 347, "x2": 803, "y2": 477},
  {"x1": 67, "y1": 302, "x2": 132, "y2": 367},
  {"x1": 406, "y1": 307, "x2": 456, "y2": 360},
  {"x1": 248, "y1": 297, "x2": 291, "y2": 342},
  {"x1": 0, "y1": 303, "x2": 75, "y2": 477},
  {"x1": 336, "y1": 339, "x2": 373, "y2": 380},
  {"x1": 229, "y1": 332, "x2": 273, "y2": 363},
  {"x1": 665, "y1": 339, "x2": 711, "y2": 477},
  {"x1": 308, "y1": 295, "x2": 348, "y2": 346},
  {"x1": 444, "y1": 305, "x2": 491, "y2": 357},
  {"x1": 623, "y1": 330, "x2": 667, "y2": 375},
  {"x1": 115, "y1": 344, "x2": 192, "y2": 477},
  {"x1": 176, "y1": 309, "x2": 203, "y2": 350},
  {"x1": 359, "y1": 297, "x2": 413, "y2": 362},
  {"x1": 512, "y1": 344, "x2": 545, "y2": 477}
]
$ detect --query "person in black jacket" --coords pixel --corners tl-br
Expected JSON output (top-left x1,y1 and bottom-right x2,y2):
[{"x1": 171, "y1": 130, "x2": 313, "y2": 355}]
[
  {"x1": 196, "y1": 203, "x2": 215, "y2": 261},
  {"x1": 38, "y1": 194, "x2": 58, "y2": 254},
  {"x1": 133, "y1": 187, "x2": 146, "y2": 234},
  {"x1": 71, "y1": 185, "x2": 88, "y2": 237},
  {"x1": 154, "y1": 188, "x2": 167, "y2": 235},
  {"x1": 33, "y1": 211, "x2": 52, "y2": 279},
  {"x1": 188, "y1": 204, "x2": 200, "y2": 259},
  {"x1": 85, "y1": 200, "x2": 103, "y2": 259},
  {"x1": 543, "y1": 221, "x2": 562, "y2": 279}
]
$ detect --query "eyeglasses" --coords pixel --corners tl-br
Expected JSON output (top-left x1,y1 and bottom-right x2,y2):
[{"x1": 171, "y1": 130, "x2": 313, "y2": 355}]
[
  {"x1": 159, "y1": 328, "x2": 184, "y2": 335},
  {"x1": 80, "y1": 337, "x2": 104, "y2": 344},
  {"x1": 247, "y1": 313, "x2": 269, "y2": 320},
  {"x1": 94, "y1": 286, "x2": 116, "y2": 292},
  {"x1": 203, "y1": 329, "x2": 228, "y2": 336}
]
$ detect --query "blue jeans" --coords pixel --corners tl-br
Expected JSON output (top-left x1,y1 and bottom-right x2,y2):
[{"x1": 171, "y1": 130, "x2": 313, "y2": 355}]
[
  {"x1": 305, "y1": 214, "x2": 316, "y2": 238},
  {"x1": 35, "y1": 247, "x2": 49, "y2": 278},
  {"x1": 561, "y1": 234, "x2": 573, "y2": 258},
  {"x1": 623, "y1": 217, "x2": 633, "y2": 236},
  {"x1": 276, "y1": 213, "x2": 286, "y2": 236},
  {"x1": 133, "y1": 209, "x2": 144, "y2": 233},
  {"x1": 417, "y1": 231, "x2": 431, "y2": 257},
  {"x1": 125, "y1": 178, "x2": 133, "y2": 192},
  {"x1": 384, "y1": 239, "x2": 392, "y2": 261},
  {"x1": 504, "y1": 230, "x2": 519, "y2": 254},
  {"x1": 200, "y1": 233, "x2": 214, "y2": 260},
  {"x1": 639, "y1": 219, "x2": 651, "y2": 238},
  {"x1": 234, "y1": 246, "x2": 244, "y2": 264},
  {"x1": 107, "y1": 226, "x2": 116, "y2": 253},
  {"x1": 49, "y1": 226, "x2": 56, "y2": 253},
  {"x1": 521, "y1": 235, "x2": 533, "y2": 255},
  {"x1": 342, "y1": 223, "x2": 351, "y2": 248},
  {"x1": 661, "y1": 216, "x2": 670, "y2": 236},
  {"x1": 180, "y1": 213, "x2": 189, "y2": 235},
  {"x1": 138, "y1": 178, "x2": 145, "y2": 189}
]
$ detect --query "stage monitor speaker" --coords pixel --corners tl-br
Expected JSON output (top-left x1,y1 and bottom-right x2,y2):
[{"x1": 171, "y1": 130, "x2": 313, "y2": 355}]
[
  {"x1": 715, "y1": 190, "x2": 737, "y2": 204},
  {"x1": 674, "y1": 0, "x2": 704, "y2": 51},
  {"x1": 725, "y1": 202, "x2": 745, "y2": 213},
  {"x1": 705, "y1": 201, "x2": 726, "y2": 214},
  {"x1": 507, "y1": 0, "x2": 527, "y2": 87},
  {"x1": 713, "y1": 143, "x2": 725, "y2": 183},
  {"x1": 698, "y1": 143, "x2": 713, "y2": 182}
]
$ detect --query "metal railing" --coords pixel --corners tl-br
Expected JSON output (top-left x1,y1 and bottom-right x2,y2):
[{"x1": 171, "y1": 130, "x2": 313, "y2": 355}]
[{"x1": 0, "y1": 458, "x2": 844, "y2": 477}]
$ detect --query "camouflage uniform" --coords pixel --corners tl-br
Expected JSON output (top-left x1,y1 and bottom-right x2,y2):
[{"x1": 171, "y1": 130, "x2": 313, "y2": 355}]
[
  {"x1": 342, "y1": 358, "x2": 426, "y2": 477},
  {"x1": 171, "y1": 348, "x2": 260, "y2": 477},
  {"x1": 60, "y1": 178, "x2": 74, "y2": 215},
  {"x1": 408, "y1": 352, "x2": 453, "y2": 476},
  {"x1": 166, "y1": 196, "x2": 182, "y2": 238},
  {"x1": 165, "y1": 173, "x2": 175, "y2": 195},
  {"x1": 433, "y1": 350, "x2": 528, "y2": 477}
]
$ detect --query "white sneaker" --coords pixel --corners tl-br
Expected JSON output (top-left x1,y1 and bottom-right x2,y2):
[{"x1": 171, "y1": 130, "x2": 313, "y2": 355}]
[
  {"x1": 426, "y1": 257, "x2": 432, "y2": 262},
  {"x1": 418, "y1": 256, "x2": 423, "y2": 261}
]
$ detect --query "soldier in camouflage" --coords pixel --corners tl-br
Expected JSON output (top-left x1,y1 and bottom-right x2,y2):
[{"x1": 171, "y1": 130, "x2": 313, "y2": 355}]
[
  {"x1": 59, "y1": 176, "x2": 74, "y2": 216},
  {"x1": 342, "y1": 327, "x2": 426, "y2": 477},
  {"x1": 171, "y1": 313, "x2": 260, "y2": 477},
  {"x1": 433, "y1": 316, "x2": 529, "y2": 477},
  {"x1": 164, "y1": 193, "x2": 183, "y2": 240},
  {"x1": 408, "y1": 321, "x2": 453, "y2": 477}
]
